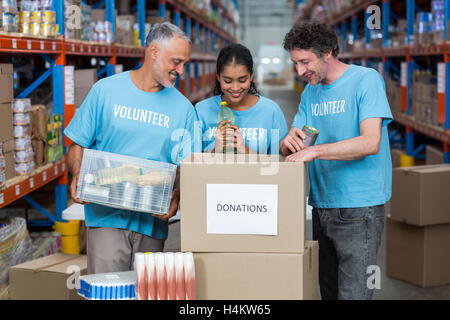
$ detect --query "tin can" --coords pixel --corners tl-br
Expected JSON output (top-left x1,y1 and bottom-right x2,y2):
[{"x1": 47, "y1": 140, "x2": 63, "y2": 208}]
[
  {"x1": 302, "y1": 125, "x2": 320, "y2": 147},
  {"x1": 31, "y1": 11, "x2": 42, "y2": 24},
  {"x1": 41, "y1": 23, "x2": 52, "y2": 36},
  {"x1": 41, "y1": 11, "x2": 55, "y2": 24},
  {"x1": 30, "y1": 22, "x2": 41, "y2": 36},
  {"x1": 119, "y1": 182, "x2": 138, "y2": 209},
  {"x1": 137, "y1": 185, "x2": 159, "y2": 212},
  {"x1": 19, "y1": 23, "x2": 30, "y2": 35},
  {"x1": 19, "y1": 11, "x2": 31, "y2": 24}
]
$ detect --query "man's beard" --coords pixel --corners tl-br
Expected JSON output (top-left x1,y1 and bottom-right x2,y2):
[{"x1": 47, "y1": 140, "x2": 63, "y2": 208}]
[{"x1": 153, "y1": 62, "x2": 177, "y2": 88}]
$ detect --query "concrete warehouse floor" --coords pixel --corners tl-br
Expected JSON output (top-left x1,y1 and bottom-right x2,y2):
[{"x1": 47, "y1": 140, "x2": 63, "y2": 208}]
[{"x1": 164, "y1": 82, "x2": 450, "y2": 300}]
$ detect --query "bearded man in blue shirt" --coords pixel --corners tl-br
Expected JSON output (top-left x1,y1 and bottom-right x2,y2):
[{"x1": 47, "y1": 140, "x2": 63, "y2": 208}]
[
  {"x1": 280, "y1": 22, "x2": 393, "y2": 300},
  {"x1": 66, "y1": 22, "x2": 198, "y2": 274}
]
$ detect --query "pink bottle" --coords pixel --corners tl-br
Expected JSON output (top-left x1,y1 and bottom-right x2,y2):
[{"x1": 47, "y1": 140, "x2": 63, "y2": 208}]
[
  {"x1": 165, "y1": 253, "x2": 177, "y2": 300},
  {"x1": 183, "y1": 252, "x2": 196, "y2": 300},
  {"x1": 155, "y1": 252, "x2": 167, "y2": 300},
  {"x1": 144, "y1": 253, "x2": 157, "y2": 300},
  {"x1": 174, "y1": 252, "x2": 186, "y2": 300},
  {"x1": 134, "y1": 253, "x2": 148, "y2": 300}
]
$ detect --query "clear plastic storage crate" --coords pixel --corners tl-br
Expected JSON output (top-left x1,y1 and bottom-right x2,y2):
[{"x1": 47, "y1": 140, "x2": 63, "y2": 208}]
[{"x1": 76, "y1": 149, "x2": 177, "y2": 215}]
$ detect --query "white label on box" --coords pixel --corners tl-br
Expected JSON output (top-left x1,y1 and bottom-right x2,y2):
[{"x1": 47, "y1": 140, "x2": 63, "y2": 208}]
[
  {"x1": 15, "y1": 185, "x2": 20, "y2": 196},
  {"x1": 401, "y1": 62, "x2": 407, "y2": 87},
  {"x1": 29, "y1": 177, "x2": 34, "y2": 188},
  {"x1": 64, "y1": 66, "x2": 75, "y2": 105},
  {"x1": 43, "y1": 171, "x2": 47, "y2": 181},
  {"x1": 206, "y1": 184, "x2": 278, "y2": 235},
  {"x1": 438, "y1": 63, "x2": 445, "y2": 94},
  {"x1": 0, "y1": 193, "x2": 4, "y2": 205}
]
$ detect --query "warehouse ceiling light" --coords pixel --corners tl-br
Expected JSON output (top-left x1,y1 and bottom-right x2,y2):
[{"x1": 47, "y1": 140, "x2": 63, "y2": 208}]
[{"x1": 261, "y1": 58, "x2": 271, "y2": 64}]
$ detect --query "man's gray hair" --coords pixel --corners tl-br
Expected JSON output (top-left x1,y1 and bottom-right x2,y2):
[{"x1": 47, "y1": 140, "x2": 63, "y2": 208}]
[{"x1": 145, "y1": 21, "x2": 191, "y2": 48}]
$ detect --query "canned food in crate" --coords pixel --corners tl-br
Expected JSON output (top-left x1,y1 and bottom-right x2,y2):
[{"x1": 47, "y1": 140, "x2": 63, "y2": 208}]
[
  {"x1": 302, "y1": 125, "x2": 320, "y2": 147},
  {"x1": 41, "y1": 23, "x2": 52, "y2": 36},
  {"x1": 31, "y1": 11, "x2": 42, "y2": 24},
  {"x1": 30, "y1": 23, "x2": 41, "y2": 36},
  {"x1": 41, "y1": 11, "x2": 55, "y2": 24},
  {"x1": 19, "y1": 11, "x2": 31, "y2": 24}
]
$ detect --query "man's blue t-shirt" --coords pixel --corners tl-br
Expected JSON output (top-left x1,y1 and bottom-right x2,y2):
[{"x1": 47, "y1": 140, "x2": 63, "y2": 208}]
[
  {"x1": 292, "y1": 64, "x2": 393, "y2": 208},
  {"x1": 64, "y1": 71, "x2": 199, "y2": 240},
  {"x1": 195, "y1": 95, "x2": 288, "y2": 154}
]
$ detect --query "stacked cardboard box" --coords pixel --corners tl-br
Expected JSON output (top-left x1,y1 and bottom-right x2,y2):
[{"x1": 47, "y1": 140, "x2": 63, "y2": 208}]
[
  {"x1": 9, "y1": 253, "x2": 87, "y2": 300},
  {"x1": 410, "y1": 71, "x2": 438, "y2": 127},
  {"x1": 0, "y1": 64, "x2": 15, "y2": 181},
  {"x1": 30, "y1": 105, "x2": 48, "y2": 167},
  {"x1": 74, "y1": 69, "x2": 97, "y2": 109},
  {"x1": 385, "y1": 78, "x2": 402, "y2": 114},
  {"x1": 116, "y1": 15, "x2": 136, "y2": 46},
  {"x1": 387, "y1": 164, "x2": 450, "y2": 287},
  {"x1": 425, "y1": 145, "x2": 444, "y2": 165},
  {"x1": 180, "y1": 153, "x2": 318, "y2": 299}
]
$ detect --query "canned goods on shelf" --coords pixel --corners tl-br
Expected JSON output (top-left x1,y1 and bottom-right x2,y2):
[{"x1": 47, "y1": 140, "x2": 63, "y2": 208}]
[
  {"x1": 13, "y1": 112, "x2": 30, "y2": 126},
  {"x1": 30, "y1": 22, "x2": 41, "y2": 36},
  {"x1": 19, "y1": 11, "x2": 31, "y2": 23},
  {"x1": 41, "y1": 10, "x2": 55, "y2": 24},
  {"x1": 12, "y1": 98, "x2": 31, "y2": 113},
  {"x1": 19, "y1": 23, "x2": 31, "y2": 35},
  {"x1": 31, "y1": 11, "x2": 42, "y2": 24},
  {"x1": 41, "y1": 23, "x2": 52, "y2": 36}
]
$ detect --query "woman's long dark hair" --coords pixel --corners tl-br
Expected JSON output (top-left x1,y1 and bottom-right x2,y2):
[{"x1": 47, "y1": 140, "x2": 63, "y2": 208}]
[{"x1": 214, "y1": 43, "x2": 260, "y2": 96}]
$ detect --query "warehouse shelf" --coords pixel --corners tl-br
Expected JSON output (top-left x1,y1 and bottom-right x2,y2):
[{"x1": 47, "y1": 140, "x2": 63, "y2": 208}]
[
  {"x1": 294, "y1": 0, "x2": 450, "y2": 163},
  {"x1": 394, "y1": 112, "x2": 450, "y2": 144},
  {"x1": 0, "y1": 158, "x2": 67, "y2": 210}
]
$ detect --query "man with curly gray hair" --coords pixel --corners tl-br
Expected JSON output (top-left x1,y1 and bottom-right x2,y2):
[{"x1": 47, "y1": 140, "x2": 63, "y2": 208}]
[
  {"x1": 65, "y1": 22, "x2": 198, "y2": 274},
  {"x1": 281, "y1": 21, "x2": 393, "y2": 300}
]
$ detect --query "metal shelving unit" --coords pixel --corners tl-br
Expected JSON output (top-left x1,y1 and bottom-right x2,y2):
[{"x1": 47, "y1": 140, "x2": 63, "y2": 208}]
[
  {"x1": 0, "y1": 0, "x2": 237, "y2": 227},
  {"x1": 293, "y1": 0, "x2": 450, "y2": 163}
]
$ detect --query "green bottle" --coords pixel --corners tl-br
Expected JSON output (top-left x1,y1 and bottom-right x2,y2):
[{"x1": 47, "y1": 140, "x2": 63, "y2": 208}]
[
  {"x1": 218, "y1": 101, "x2": 236, "y2": 153},
  {"x1": 218, "y1": 101, "x2": 235, "y2": 126}
]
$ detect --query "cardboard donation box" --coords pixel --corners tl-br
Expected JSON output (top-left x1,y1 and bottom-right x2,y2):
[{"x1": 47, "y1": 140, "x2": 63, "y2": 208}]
[
  {"x1": 0, "y1": 64, "x2": 13, "y2": 104},
  {"x1": 386, "y1": 217, "x2": 450, "y2": 287},
  {"x1": 180, "y1": 153, "x2": 307, "y2": 253},
  {"x1": 390, "y1": 164, "x2": 450, "y2": 226},
  {"x1": 194, "y1": 241, "x2": 319, "y2": 300},
  {"x1": 9, "y1": 253, "x2": 87, "y2": 300}
]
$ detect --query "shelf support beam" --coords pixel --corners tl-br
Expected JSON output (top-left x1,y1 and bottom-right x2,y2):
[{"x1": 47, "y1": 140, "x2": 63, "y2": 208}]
[{"x1": 17, "y1": 67, "x2": 53, "y2": 99}]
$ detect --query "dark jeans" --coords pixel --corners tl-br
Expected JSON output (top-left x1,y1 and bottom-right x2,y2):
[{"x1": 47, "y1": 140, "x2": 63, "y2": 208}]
[{"x1": 312, "y1": 204, "x2": 385, "y2": 300}]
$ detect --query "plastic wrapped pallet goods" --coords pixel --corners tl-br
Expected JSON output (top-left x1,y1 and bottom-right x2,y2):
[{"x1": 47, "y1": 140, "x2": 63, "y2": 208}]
[
  {"x1": 78, "y1": 271, "x2": 136, "y2": 300},
  {"x1": 0, "y1": 217, "x2": 32, "y2": 300}
]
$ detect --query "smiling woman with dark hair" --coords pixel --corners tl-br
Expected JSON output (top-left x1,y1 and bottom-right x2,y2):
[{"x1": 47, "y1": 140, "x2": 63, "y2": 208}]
[{"x1": 195, "y1": 43, "x2": 288, "y2": 154}]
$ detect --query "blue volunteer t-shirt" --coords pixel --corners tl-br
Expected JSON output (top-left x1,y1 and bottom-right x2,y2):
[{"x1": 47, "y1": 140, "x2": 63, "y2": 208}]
[
  {"x1": 292, "y1": 64, "x2": 393, "y2": 208},
  {"x1": 64, "y1": 71, "x2": 199, "y2": 240},
  {"x1": 195, "y1": 95, "x2": 288, "y2": 154}
]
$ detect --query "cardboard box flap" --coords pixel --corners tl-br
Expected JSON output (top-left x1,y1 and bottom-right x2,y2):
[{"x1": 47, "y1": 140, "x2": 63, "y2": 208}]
[
  {"x1": 396, "y1": 164, "x2": 450, "y2": 174},
  {"x1": 2, "y1": 139, "x2": 14, "y2": 153},
  {"x1": 12, "y1": 253, "x2": 83, "y2": 273},
  {"x1": 413, "y1": 166, "x2": 450, "y2": 173},
  {"x1": 182, "y1": 152, "x2": 288, "y2": 164},
  {"x1": 0, "y1": 64, "x2": 13, "y2": 74}
]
